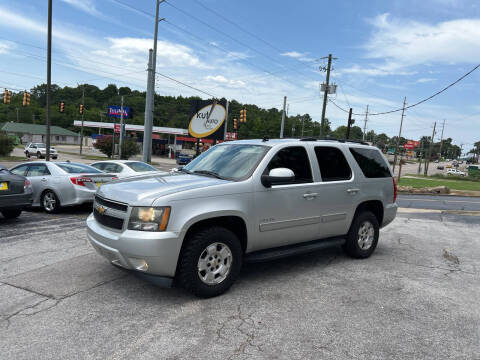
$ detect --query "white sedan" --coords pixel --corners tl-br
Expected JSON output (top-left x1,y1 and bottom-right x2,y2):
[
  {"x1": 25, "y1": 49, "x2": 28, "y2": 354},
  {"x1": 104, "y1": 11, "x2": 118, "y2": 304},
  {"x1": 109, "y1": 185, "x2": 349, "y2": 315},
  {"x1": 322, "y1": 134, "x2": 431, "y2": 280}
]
[{"x1": 90, "y1": 160, "x2": 165, "y2": 178}]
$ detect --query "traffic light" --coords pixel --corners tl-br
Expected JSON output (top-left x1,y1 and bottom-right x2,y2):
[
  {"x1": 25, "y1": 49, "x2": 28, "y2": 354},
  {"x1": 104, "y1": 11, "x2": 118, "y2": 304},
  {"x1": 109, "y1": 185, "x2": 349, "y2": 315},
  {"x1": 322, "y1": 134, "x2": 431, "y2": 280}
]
[
  {"x1": 79, "y1": 104, "x2": 84, "y2": 115},
  {"x1": 59, "y1": 101, "x2": 65, "y2": 113},
  {"x1": 239, "y1": 107, "x2": 246, "y2": 123},
  {"x1": 233, "y1": 118, "x2": 238, "y2": 130},
  {"x1": 3, "y1": 89, "x2": 11, "y2": 104},
  {"x1": 22, "y1": 91, "x2": 31, "y2": 106}
]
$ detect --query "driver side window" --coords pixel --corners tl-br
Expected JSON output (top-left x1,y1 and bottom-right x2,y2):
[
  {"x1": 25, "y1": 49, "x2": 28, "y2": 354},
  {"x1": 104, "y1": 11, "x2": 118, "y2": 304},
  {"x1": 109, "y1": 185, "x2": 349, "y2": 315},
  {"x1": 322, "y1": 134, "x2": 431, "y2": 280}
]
[{"x1": 265, "y1": 146, "x2": 313, "y2": 184}]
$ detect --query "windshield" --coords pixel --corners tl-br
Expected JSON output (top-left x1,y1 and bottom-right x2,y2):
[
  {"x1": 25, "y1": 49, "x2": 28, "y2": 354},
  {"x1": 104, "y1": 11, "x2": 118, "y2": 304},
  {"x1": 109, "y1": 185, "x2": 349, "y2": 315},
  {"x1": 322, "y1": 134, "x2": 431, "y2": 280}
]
[
  {"x1": 184, "y1": 144, "x2": 269, "y2": 180},
  {"x1": 125, "y1": 162, "x2": 157, "y2": 172},
  {"x1": 35, "y1": 144, "x2": 46, "y2": 148},
  {"x1": 57, "y1": 162, "x2": 102, "y2": 174}
]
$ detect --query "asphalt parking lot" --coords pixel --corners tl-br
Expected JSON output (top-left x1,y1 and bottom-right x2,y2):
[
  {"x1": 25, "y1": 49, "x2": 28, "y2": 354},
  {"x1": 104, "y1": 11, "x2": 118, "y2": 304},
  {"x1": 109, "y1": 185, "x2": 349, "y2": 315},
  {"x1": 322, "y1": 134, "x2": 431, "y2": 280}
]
[{"x1": 1, "y1": 199, "x2": 479, "y2": 359}]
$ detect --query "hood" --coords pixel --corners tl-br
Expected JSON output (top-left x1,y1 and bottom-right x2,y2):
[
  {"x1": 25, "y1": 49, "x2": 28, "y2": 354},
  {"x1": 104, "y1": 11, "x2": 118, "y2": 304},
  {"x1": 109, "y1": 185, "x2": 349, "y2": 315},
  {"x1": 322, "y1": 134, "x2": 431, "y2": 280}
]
[{"x1": 97, "y1": 173, "x2": 229, "y2": 205}]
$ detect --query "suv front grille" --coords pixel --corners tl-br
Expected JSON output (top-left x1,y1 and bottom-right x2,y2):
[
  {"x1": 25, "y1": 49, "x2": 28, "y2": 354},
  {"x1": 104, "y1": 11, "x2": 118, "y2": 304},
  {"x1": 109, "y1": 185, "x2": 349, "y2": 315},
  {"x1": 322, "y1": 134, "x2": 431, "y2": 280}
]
[
  {"x1": 95, "y1": 195, "x2": 128, "y2": 212},
  {"x1": 94, "y1": 209, "x2": 124, "y2": 230}
]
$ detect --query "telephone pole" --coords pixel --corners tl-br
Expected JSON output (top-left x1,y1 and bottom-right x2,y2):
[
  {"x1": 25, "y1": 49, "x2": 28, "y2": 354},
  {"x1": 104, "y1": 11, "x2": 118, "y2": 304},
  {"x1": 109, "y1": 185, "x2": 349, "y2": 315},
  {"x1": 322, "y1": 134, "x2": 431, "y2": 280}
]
[
  {"x1": 119, "y1": 95, "x2": 124, "y2": 159},
  {"x1": 362, "y1": 105, "x2": 369, "y2": 141},
  {"x1": 301, "y1": 116, "x2": 305, "y2": 137},
  {"x1": 424, "y1": 122, "x2": 437, "y2": 175},
  {"x1": 392, "y1": 97, "x2": 407, "y2": 174},
  {"x1": 346, "y1": 108, "x2": 353, "y2": 139},
  {"x1": 280, "y1": 96, "x2": 286, "y2": 138},
  {"x1": 79, "y1": 84, "x2": 85, "y2": 155},
  {"x1": 143, "y1": 49, "x2": 154, "y2": 162},
  {"x1": 438, "y1": 119, "x2": 445, "y2": 158},
  {"x1": 45, "y1": 0, "x2": 52, "y2": 161},
  {"x1": 320, "y1": 54, "x2": 335, "y2": 138}
]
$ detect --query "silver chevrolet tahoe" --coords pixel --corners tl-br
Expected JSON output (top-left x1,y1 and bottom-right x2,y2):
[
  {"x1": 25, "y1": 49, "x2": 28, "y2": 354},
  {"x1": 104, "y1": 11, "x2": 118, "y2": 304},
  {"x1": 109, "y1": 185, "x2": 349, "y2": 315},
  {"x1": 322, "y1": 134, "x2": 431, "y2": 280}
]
[{"x1": 87, "y1": 138, "x2": 398, "y2": 297}]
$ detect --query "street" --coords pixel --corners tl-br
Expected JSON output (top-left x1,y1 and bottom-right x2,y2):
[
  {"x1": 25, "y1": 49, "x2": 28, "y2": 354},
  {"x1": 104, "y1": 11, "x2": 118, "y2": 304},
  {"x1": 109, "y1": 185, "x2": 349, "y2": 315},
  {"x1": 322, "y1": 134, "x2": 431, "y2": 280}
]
[{"x1": 1, "y1": 196, "x2": 479, "y2": 359}]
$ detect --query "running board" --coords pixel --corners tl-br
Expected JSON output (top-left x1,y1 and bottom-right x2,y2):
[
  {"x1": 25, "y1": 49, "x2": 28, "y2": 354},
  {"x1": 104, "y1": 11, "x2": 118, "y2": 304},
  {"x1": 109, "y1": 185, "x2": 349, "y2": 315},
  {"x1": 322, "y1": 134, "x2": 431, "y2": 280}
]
[{"x1": 244, "y1": 237, "x2": 345, "y2": 263}]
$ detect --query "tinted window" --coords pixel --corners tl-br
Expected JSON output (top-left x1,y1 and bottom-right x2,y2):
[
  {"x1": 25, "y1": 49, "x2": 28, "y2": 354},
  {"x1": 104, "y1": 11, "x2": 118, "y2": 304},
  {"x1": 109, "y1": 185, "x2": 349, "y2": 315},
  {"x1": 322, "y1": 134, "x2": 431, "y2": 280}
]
[
  {"x1": 266, "y1": 146, "x2": 312, "y2": 183},
  {"x1": 126, "y1": 162, "x2": 157, "y2": 172},
  {"x1": 27, "y1": 164, "x2": 51, "y2": 176},
  {"x1": 91, "y1": 163, "x2": 106, "y2": 171},
  {"x1": 93, "y1": 163, "x2": 123, "y2": 173},
  {"x1": 349, "y1": 148, "x2": 391, "y2": 178},
  {"x1": 10, "y1": 164, "x2": 29, "y2": 176},
  {"x1": 315, "y1": 147, "x2": 352, "y2": 182},
  {"x1": 56, "y1": 163, "x2": 102, "y2": 174}
]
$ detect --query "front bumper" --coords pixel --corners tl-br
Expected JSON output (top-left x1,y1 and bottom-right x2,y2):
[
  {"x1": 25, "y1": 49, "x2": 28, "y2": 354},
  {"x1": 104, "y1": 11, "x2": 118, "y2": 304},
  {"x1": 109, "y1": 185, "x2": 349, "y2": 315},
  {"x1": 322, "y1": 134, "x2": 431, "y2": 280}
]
[
  {"x1": 0, "y1": 192, "x2": 33, "y2": 210},
  {"x1": 382, "y1": 203, "x2": 398, "y2": 228},
  {"x1": 86, "y1": 213, "x2": 183, "y2": 278}
]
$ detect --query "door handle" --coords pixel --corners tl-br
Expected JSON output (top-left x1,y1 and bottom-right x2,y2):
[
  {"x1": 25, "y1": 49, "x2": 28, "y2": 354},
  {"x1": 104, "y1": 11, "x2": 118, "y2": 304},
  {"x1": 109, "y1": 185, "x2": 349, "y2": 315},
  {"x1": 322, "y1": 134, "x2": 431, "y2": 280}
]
[
  {"x1": 41, "y1": 178, "x2": 47, "y2": 182},
  {"x1": 303, "y1": 192, "x2": 318, "y2": 199},
  {"x1": 346, "y1": 188, "x2": 360, "y2": 194}
]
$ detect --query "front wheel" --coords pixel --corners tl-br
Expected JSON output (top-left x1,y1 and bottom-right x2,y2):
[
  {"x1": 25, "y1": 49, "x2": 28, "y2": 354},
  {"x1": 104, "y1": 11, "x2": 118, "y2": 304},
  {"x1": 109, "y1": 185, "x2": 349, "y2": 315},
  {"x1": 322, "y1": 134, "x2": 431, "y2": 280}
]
[
  {"x1": 177, "y1": 227, "x2": 243, "y2": 298},
  {"x1": 1, "y1": 209, "x2": 22, "y2": 219},
  {"x1": 26, "y1": 151, "x2": 30, "y2": 158},
  {"x1": 41, "y1": 190, "x2": 60, "y2": 213},
  {"x1": 37, "y1": 151, "x2": 44, "y2": 159},
  {"x1": 343, "y1": 211, "x2": 379, "y2": 258}
]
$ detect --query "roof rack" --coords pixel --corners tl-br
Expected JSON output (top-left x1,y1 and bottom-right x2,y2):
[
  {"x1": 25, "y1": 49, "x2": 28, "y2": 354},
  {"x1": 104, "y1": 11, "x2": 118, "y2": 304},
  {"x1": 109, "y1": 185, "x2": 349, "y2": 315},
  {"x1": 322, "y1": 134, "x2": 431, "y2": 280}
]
[{"x1": 299, "y1": 137, "x2": 369, "y2": 146}]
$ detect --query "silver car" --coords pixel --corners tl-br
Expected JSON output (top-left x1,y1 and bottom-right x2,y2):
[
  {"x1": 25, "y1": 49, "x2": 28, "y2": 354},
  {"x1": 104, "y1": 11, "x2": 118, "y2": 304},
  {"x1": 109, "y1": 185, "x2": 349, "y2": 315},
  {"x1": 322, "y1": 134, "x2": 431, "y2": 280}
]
[
  {"x1": 10, "y1": 161, "x2": 116, "y2": 213},
  {"x1": 87, "y1": 139, "x2": 398, "y2": 297}
]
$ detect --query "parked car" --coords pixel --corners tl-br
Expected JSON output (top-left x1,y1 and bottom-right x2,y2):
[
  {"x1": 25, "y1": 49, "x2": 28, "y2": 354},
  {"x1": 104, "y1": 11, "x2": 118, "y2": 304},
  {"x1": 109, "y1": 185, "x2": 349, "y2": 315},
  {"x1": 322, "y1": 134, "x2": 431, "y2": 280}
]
[
  {"x1": 10, "y1": 161, "x2": 117, "y2": 213},
  {"x1": 87, "y1": 139, "x2": 398, "y2": 297},
  {"x1": 437, "y1": 165, "x2": 444, "y2": 170},
  {"x1": 90, "y1": 160, "x2": 164, "y2": 178},
  {"x1": 176, "y1": 153, "x2": 193, "y2": 165},
  {"x1": 24, "y1": 143, "x2": 58, "y2": 159},
  {"x1": 446, "y1": 164, "x2": 452, "y2": 168},
  {"x1": 434, "y1": 160, "x2": 439, "y2": 163},
  {"x1": 0, "y1": 165, "x2": 33, "y2": 219},
  {"x1": 447, "y1": 169, "x2": 466, "y2": 176}
]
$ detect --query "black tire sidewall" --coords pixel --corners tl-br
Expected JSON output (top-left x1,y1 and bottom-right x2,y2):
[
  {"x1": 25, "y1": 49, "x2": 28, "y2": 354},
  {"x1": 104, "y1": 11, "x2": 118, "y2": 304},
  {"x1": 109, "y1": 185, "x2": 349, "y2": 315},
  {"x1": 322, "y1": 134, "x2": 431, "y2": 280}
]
[
  {"x1": 1, "y1": 209, "x2": 22, "y2": 219},
  {"x1": 178, "y1": 226, "x2": 243, "y2": 298},
  {"x1": 345, "y1": 211, "x2": 379, "y2": 258},
  {"x1": 41, "y1": 190, "x2": 60, "y2": 213}
]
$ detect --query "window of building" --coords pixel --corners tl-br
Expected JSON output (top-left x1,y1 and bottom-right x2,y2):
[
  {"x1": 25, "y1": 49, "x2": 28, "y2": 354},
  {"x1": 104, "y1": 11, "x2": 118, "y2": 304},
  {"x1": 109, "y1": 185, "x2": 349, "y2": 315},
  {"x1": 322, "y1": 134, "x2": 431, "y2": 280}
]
[
  {"x1": 349, "y1": 147, "x2": 391, "y2": 178},
  {"x1": 314, "y1": 146, "x2": 352, "y2": 182},
  {"x1": 265, "y1": 146, "x2": 313, "y2": 184}
]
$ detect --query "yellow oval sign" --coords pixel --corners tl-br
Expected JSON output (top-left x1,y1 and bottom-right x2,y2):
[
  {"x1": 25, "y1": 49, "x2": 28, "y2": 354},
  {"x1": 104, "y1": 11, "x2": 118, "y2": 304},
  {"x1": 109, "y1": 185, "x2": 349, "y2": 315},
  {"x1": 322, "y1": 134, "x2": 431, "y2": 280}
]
[{"x1": 189, "y1": 103, "x2": 226, "y2": 138}]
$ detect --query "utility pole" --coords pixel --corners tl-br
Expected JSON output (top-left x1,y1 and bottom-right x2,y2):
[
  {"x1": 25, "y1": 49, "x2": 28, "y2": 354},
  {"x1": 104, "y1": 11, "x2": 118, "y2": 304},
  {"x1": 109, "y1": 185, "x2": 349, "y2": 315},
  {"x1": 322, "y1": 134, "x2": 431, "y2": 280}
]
[
  {"x1": 392, "y1": 97, "x2": 407, "y2": 174},
  {"x1": 346, "y1": 108, "x2": 353, "y2": 139},
  {"x1": 438, "y1": 119, "x2": 445, "y2": 159},
  {"x1": 15, "y1": 108, "x2": 19, "y2": 122},
  {"x1": 301, "y1": 116, "x2": 305, "y2": 137},
  {"x1": 320, "y1": 54, "x2": 334, "y2": 138},
  {"x1": 79, "y1": 84, "x2": 85, "y2": 155},
  {"x1": 45, "y1": 0, "x2": 52, "y2": 161},
  {"x1": 223, "y1": 100, "x2": 229, "y2": 140},
  {"x1": 280, "y1": 96, "x2": 286, "y2": 138},
  {"x1": 362, "y1": 105, "x2": 369, "y2": 141},
  {"x1": 424, "y1": 122, "x2": 437, "y2": 175},
  {"x1": 142, "y1": 49, "x2": 154, "y2": 162},
  {"x1": 119, "y1": 95, "x2": 124, "y2": 159},
  {"x1": 417, "y1": 143, "x2": 423, "y2": 174}
]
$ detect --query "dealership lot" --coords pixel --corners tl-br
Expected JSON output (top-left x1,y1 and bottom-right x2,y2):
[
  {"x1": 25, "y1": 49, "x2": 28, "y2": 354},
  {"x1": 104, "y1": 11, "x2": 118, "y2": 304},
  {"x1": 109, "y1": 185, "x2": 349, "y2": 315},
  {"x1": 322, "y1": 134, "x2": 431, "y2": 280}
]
[{"x1": 1, "y1": 202, "x2": 479, "y2": 359}]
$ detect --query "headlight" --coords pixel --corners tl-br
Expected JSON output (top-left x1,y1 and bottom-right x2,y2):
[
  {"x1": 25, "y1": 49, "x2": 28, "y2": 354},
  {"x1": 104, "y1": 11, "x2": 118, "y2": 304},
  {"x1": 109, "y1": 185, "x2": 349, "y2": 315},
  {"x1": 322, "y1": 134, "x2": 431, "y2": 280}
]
[{"x1": 128, "y1": 207, "x2": 170, "y2": 232}]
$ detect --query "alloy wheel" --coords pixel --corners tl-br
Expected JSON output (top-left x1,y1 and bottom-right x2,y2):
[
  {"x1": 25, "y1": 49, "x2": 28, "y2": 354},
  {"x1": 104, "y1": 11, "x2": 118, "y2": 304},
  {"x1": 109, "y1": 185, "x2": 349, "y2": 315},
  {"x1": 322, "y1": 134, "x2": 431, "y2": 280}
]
[
  {"x1": 197, "y1": 242, "x2": 232, "y2": 285},
  {"x1": 357, "y1": 221, "x2": 375, "y2": 250}
]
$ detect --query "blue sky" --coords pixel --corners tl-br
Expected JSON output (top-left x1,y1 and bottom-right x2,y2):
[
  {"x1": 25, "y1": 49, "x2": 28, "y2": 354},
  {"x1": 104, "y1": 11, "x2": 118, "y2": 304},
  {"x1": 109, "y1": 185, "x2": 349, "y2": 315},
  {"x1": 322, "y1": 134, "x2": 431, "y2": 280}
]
[{"x1": 1, "y1": 0, "x2": 479, "y2": 149}]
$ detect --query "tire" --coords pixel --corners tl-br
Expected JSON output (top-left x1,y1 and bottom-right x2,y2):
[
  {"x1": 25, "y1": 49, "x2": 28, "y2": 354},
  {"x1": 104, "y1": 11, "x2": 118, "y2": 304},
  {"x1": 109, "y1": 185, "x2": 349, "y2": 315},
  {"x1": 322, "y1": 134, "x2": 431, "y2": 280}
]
[
  {"x1": 343, "y1": 211, "x2": 379, "y2": 259},
  {"x1": 41, "y1": 190, "x2": 60, "y2": 213},
  {"x1": 177, "y1": 226, "x2": 243, "y2": 298},
  {"x1": 37, "y1": 151, "x2": 44, "y2": 159},
  {"x1": 1, "y1": 209, "x2": 22, "y2": 219},
  {"x1": 26, "y1": 151, "x2": 30, "y2": 158}
]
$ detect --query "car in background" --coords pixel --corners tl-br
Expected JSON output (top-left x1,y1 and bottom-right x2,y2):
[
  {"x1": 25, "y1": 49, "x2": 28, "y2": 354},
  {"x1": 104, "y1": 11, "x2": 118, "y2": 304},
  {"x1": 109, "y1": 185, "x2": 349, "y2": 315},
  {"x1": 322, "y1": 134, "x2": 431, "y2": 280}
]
[
  {"x1": 176, "y1": 153, "x2": 193, "y2": 165},
  {"x1": 24, "y1": 143, "x2": 58, "y2": 159},
  {"x1": 0, "y1": 165, "x2": 33, "y2": 219},
  {"x1": 437, "y1": 165, "x2": 444, "y2": 170},
  {"x1": 9, "y1": 161, "x2": 116, "y2": 213},
  {"x1": 447, "y1": 168, "x2": 466, "y2": 176},
  {"x1": 90, "y1": 160, "x2": 164, "y2": 178}
]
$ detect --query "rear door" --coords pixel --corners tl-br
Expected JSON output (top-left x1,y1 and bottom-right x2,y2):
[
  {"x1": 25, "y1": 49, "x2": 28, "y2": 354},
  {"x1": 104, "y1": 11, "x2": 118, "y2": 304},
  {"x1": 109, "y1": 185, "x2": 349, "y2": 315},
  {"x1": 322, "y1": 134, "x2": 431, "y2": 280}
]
[
  {"x1": 0, "y1": 168, "x2": 25, "y2": 195},
  {"x1": 26, "y1": 163, "x2": 51, "y2": 203}
]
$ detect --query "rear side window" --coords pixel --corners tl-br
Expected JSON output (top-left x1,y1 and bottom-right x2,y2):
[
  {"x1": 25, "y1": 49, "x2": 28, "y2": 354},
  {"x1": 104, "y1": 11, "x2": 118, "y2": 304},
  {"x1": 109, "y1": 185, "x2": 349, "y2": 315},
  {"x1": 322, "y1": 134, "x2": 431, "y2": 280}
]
[
  {"x1": 125, "y1": 162, "x2": 157, "y2": 172},
  {"x1": 57, "y1": 163, "x2": 102, "y2": 174},
  {"x1": 10, "y1": 164, "x2": 29, "y2": 176},
  {"x1": 266, "y1": 146, "x2": 312, "y2": 183},
  {"x1": 315, "y1": 147, "x2": 352, "y2": 182},
  {"x1": 349, "y1": 148, "x2": 391, "y2": 178}
]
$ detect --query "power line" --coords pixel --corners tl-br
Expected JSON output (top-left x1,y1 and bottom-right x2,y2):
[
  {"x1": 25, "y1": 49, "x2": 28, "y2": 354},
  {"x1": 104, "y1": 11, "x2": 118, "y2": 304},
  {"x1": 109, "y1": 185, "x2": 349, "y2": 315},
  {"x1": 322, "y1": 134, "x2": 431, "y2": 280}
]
[
  {"x1": 155, "y1": 73, "x2": 217, "y2": 98},
  {"x1": 330, "y1": 63, "x2": 480, "y2": 116}
]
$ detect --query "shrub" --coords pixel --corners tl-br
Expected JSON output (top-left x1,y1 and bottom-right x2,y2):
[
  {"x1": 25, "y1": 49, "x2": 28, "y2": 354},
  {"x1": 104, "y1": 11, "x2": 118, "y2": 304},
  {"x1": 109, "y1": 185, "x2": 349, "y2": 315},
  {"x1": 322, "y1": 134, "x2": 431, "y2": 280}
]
[
  {"x1": 0, "y1": 132, "x2": 15, "y2": 156},
  {"x1": 93, "y1": 136, "x2": 140, "y2": 159}
]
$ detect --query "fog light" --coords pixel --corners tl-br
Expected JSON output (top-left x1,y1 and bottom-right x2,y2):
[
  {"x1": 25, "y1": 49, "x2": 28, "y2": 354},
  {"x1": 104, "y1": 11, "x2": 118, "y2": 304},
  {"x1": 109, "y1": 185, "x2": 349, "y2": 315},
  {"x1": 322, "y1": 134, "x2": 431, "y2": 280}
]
[{"x1": 129, "y1": 258, "x2": 148, "y2": 272}]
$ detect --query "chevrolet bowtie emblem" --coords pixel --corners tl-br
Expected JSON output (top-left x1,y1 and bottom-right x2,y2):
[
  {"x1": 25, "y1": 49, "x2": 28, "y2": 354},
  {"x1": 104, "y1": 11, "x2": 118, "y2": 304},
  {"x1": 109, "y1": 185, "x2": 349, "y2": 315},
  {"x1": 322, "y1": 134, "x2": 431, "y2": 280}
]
[{"x1": 96, "y1": 205, "x2": 106, "y2": 215}]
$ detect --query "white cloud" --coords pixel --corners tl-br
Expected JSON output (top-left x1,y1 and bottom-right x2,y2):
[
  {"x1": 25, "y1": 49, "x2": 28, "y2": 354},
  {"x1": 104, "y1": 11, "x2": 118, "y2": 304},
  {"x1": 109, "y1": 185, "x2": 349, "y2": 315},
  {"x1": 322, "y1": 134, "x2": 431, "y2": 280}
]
[
  {"x1": 281, "y1": 51, "x2": 314, "y2": 62},
  {"x1": 366, "y1": 13, "x2": 480, "y2": 65},
  {"x1": 339, "y1": 64, "x2": 416, "y2": 77},
  {"x1": 61, "y1": 0, "x2": 101, "y2": 17},
  {"x1": 416, "y1": 78, "x2": 437, "y2": 83},
  {"x1": 204, "y1": 75, "x2": 246, "y2": 88},
  {"x1": 0, "y1": 41, "x2": 13, "y2": 54}
]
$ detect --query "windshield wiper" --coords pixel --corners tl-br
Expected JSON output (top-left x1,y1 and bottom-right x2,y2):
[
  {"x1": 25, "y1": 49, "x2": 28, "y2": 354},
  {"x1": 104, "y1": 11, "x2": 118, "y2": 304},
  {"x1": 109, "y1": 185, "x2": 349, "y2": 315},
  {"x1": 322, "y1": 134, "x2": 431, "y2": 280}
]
[
  {"x1": 192, "y1": 170, "x2": 224, "y2": 179},
  {"x1": 178, "y1": 167, "x2": 191, "y2": 174}
]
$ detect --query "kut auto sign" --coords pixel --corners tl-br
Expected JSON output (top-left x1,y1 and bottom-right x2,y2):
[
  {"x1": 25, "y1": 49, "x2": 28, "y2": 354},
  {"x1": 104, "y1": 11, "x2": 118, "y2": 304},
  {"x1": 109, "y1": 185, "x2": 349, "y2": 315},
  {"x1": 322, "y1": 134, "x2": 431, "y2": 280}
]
[{"x1": 188, "y1": 99, "x2": 226, "y2": 140}]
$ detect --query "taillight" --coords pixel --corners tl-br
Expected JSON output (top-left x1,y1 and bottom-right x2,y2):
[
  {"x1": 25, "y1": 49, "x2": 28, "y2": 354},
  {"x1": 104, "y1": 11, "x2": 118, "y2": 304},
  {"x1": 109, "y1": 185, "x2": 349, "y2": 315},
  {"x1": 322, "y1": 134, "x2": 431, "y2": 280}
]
[
  {"x1": 392, "y1": 177, "x2": 397, "y2": 203},
  {"x1": 70, "y1": 177, "x2": 92, "y2": 186},
  {"x1": 24, "y1": 179, "x2": 31, "y2": 190}
]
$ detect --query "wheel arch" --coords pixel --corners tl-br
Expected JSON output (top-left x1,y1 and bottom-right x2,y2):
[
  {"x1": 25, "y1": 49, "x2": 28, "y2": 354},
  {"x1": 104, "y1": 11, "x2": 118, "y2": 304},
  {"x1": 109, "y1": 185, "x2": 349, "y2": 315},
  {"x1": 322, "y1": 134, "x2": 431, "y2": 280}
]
[{"x1": 352, "y1": 200, "x2": 384, "y2": 228}]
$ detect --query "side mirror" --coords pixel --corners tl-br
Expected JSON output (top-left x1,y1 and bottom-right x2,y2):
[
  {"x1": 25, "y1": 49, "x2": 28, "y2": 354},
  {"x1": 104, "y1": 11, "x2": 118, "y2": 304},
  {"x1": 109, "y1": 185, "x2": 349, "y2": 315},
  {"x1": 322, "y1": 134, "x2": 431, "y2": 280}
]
[{"x1": 261, "y1": 168, "x2": 295, "y2": 188}]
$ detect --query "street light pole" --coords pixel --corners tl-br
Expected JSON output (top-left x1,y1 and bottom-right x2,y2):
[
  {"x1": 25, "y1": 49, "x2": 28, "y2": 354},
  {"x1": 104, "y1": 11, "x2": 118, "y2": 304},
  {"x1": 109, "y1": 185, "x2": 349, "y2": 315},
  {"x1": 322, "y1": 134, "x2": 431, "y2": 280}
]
[{"x1": 45, "y1": 0, "x2": 52, "y2": 161}]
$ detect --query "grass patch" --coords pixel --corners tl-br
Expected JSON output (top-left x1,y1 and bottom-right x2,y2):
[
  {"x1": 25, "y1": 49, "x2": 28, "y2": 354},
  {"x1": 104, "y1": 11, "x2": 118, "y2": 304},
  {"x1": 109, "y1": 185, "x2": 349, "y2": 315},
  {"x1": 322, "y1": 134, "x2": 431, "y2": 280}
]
[
  {"x1": 399, "y1": 177, "x2": 480, "y2": 191},
  {"x1": 0, "y1": 155, "x2": 28, "y2": 162}
]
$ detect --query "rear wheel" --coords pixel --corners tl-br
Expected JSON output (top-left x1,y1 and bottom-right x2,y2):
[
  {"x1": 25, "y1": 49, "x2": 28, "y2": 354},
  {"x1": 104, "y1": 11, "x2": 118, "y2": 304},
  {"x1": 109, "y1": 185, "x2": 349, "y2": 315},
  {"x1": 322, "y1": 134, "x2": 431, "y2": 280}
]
[
  {"x1": 26, "y1": 151, "x2": 30, "y2": 158},
  {"x1": 37, "y1": 151, "x2": 44, "y2": 159},
  {"x1": 177, "y1": 226, "x2": 243, "y2": 298},
  {"x1": 1, "y1": 209, "x2": 22, "y2": 219},
  {"x1": 41, "y1": 190, "x2": 60, "y2": 213},
  {"x1": 344, "y1": 211, "x2": 379, "y2": 258}
]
